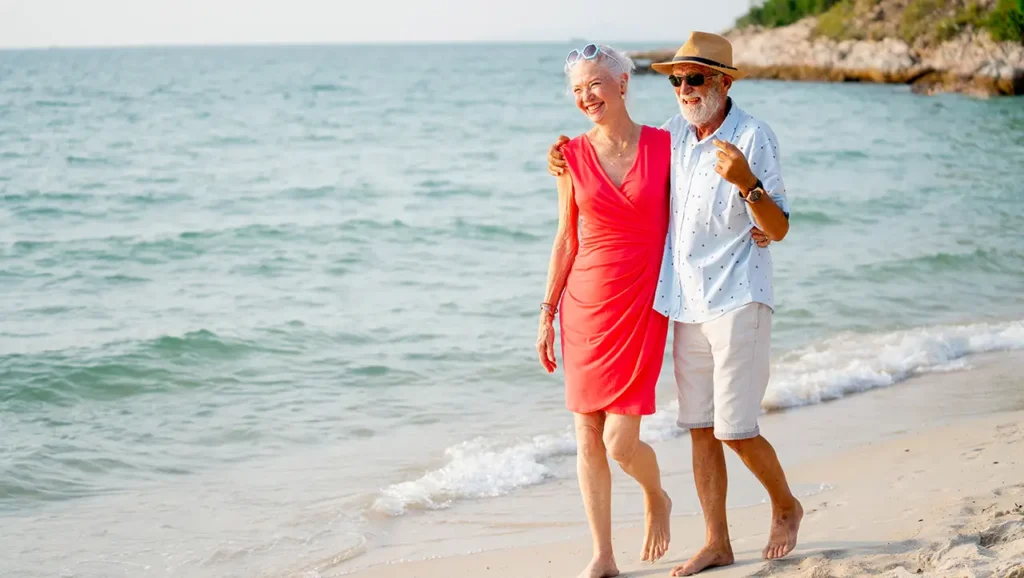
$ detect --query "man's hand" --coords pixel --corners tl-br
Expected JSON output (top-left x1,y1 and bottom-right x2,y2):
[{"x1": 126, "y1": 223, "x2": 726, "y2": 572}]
[
  {"x1": 713, "y1": 139, "x2": 758, "y2": 193},
  {"x1": 547, "y1": 135, "x2": 571, "y2": 176}
]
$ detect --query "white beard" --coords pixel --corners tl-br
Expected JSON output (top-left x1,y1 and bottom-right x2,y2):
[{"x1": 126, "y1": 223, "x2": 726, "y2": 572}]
[{"x1": 679, "y1": 82, "x2": 725, "y2": 126}]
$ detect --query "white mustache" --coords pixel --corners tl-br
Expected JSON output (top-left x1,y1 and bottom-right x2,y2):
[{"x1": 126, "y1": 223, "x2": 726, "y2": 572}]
[{"x1": 679, "y1": 87, "x2": 722, "y2": 125}]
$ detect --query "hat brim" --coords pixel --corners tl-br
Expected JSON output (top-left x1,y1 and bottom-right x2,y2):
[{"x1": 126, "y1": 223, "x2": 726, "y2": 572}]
[{"x1": 650, "y1": 57, "x2": 747, "y2": 80}]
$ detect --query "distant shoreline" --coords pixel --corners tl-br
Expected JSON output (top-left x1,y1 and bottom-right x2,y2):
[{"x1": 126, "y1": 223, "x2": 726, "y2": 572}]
[{"x1": 630, "y1": 18, "x2": 1024, "y2": 97}]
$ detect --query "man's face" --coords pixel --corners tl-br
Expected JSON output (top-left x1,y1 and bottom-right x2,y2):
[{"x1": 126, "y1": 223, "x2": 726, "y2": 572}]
[{"x1": 672, "y1": 64, "x2": 730, "y2": 126}]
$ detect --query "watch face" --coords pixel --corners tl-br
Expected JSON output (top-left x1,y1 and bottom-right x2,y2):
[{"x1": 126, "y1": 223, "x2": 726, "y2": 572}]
[{"x1": 749, "y1": 188, "x2": 764, "y2": 202}]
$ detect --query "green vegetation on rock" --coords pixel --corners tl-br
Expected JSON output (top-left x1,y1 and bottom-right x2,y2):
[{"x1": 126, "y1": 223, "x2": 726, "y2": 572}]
[
  {"x1": 814, "y1": 0, "x2": 862, "y2": 40},
  {"x1": 986, "y1": 0, "x2": 1024, "y2": 42},
  {"x1": 736, "y1": 0, "x2": 1024, "y2": 45},
  {"x1": 736, "y1": 0, "x2": 843, "y2": 28}
]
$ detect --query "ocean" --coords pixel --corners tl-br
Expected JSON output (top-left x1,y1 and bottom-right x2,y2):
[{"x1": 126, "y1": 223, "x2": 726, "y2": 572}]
[{"x1": 1, "y1": 43, "x2": 1022, "y2": 578}]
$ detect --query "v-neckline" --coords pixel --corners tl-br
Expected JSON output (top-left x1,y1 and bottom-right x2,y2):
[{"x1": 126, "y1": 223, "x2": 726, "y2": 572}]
[{"x1": 583, "y1": 125, "x2": 646, "y2": 194}]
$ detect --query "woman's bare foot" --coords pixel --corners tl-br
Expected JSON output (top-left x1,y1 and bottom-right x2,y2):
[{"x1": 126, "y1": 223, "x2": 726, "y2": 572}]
[
  {"x1": 578, "y1": 555, "x2": 619, "y2": 578},
  {"x1": 670, "y1": 543, "x2": 734, "y2": 576},
  {"x1": 641, "y1": 490, "x2": 672, "y2": 561},
  {"x1": 763, "y1": 499, "x2": 803, "y2": 560}
]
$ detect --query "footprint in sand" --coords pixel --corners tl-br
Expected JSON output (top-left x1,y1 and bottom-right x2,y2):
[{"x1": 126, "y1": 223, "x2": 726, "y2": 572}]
[
  {"x1": 963, "y1": 446, "x2": 985, "y2": 461},
  {"x1": 994, "y1": 423, "x2": 1020, "y2": 440}
]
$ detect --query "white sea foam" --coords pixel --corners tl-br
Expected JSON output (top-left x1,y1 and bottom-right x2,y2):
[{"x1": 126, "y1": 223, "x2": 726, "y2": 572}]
[
  {"x1": 372, "y1": 432, "x2": 575, "y2": 515},
  {"x1": 375, "y1": 319, "x2": 1024, "y2": 516},
  {"x1": 763, "y1": 319, "x2": 1024, "y2": 410},
  {"x1": 373, "y1": 403, "x2": 687, "y2": 516}
]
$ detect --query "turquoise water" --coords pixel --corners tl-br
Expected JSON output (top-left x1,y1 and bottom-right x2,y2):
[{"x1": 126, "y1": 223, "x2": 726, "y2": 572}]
[{"x1": 1, "y1": 44, "x2": 1023, "y2": 577}]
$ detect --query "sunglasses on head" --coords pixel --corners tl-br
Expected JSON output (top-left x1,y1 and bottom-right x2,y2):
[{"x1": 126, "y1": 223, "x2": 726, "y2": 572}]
[
  {"x1": 667, "y1": 72, "x2": 717, "y2": 87},
  {"x1": 566, "y1": 43, "x2": 601, "y2": 67}
]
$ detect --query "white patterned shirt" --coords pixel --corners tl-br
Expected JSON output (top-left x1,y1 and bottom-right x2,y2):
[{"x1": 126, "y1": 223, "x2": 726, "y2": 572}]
[{"x1": 653, "y1": 99, "x2": 790, "y2": 324}]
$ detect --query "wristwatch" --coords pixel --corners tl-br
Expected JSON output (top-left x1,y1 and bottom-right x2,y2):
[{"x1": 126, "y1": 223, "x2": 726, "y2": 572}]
[{"x1": 741, "y1": 179, "x2": 765, "y2": 204}]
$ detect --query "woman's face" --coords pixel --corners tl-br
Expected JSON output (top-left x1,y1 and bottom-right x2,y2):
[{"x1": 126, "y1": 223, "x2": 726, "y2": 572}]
[{"x1": 570, "y1": 60, "x2": 625, "y2": 124}]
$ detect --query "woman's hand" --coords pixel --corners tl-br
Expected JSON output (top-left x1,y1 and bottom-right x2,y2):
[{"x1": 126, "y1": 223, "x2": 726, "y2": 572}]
[
  {"x1": 751, "y1": 227, "x2": 771, "y2": 248},
  {"x1": 536, "y1": 313, "x2": 557, "y2": 373}
]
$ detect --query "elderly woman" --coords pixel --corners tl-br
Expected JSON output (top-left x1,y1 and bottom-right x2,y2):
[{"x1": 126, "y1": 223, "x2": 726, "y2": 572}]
[{"x1": 536, "y1": 44, "x2": 673, "y2": 578}]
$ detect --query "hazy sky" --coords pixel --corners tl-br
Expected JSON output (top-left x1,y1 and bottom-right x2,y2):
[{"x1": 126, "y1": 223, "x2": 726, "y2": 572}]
[{"x1": 0, "y1": 0, "x2": 750, "y2": 48}]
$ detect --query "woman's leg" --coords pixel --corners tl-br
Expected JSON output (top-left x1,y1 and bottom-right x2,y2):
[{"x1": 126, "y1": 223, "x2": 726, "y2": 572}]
[
  {"x1": 574, "y1": 412, "x2": 619, "y2": 578},
  {"x1": 603, "y1": 413, "x2": 673, "y2": 562}
]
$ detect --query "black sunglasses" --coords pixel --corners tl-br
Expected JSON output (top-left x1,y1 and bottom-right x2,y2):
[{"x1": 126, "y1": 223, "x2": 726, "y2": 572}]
[{"x1": 668, "y1": 72, "x2": 715, "y2": 87}]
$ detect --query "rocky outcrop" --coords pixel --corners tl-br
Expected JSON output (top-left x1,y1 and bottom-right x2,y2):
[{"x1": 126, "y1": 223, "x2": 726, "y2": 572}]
[{"x1": 630, "y1": 18, "x2": 1024, "y2": 97}]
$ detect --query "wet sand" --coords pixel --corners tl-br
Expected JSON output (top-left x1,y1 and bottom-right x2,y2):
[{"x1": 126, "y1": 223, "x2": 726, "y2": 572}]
[{"x1": 337, "y1": 351, "x2": 1024, "y2": 577}]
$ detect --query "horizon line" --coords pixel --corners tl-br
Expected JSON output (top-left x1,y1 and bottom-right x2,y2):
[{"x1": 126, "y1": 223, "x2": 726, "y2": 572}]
[{"x1": 0, "y1": 37, "x2": 696, "y2": 52}]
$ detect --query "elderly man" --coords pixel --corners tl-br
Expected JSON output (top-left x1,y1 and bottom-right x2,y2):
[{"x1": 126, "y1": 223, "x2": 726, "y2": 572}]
[{"x1": 547, "y1": 32, "x2": 802, "y2": 576}]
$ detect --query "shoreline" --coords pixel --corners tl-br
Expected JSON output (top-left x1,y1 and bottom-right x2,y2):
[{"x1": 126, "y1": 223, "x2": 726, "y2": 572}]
[
  {"x1": 629, "y1": 18, "x2": 1024, "y2": 97},
  {"x1": 338, "y1": 351, "x2": 1024, "y2": 578}
]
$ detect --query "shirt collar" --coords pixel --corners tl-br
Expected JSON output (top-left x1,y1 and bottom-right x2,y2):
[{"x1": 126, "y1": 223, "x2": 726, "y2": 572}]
[{"x1": 685, "y1": 98, "x2": 743, "y2": 145}]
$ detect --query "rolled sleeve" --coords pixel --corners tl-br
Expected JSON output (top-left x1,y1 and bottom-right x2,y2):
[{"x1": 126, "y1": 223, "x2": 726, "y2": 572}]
[{"x1": 746, "y1": 124, "x2": 789, "y2": 217}]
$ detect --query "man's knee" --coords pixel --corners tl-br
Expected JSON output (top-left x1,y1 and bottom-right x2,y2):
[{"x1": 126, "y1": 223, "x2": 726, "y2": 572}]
[
  {"x1": 722, "y1": 435, "x2": 760, "y2": 454},
  {"x1": 689, "y1": 427, "x2": 719, "y2": 446},
  {"x1": 603, "y1": 428, "x2": 638, "y2": 464}
]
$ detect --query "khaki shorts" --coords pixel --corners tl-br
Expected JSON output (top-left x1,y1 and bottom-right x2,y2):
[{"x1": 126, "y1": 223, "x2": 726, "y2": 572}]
[{"x1": 672, "y1": 302, "x2": 772, "y2": 440}]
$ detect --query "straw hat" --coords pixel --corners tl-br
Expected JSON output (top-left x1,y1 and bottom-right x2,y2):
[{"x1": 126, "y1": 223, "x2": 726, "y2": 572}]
[{"x1": 650, "y1": 31, "x2": 747, "y2": 80}]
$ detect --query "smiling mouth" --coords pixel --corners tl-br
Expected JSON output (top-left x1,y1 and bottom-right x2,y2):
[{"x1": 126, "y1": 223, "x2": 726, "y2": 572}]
[
  {"x1": 585, "y1": 102, "x2": 604, "y2": 114},
  {"x1": 680, "y1": 96, "x2": 701, "y2": 106}
]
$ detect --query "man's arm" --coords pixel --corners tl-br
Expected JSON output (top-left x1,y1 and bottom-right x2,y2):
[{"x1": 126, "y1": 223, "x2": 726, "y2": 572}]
[
  {"x1": 547, "y1": 136, "x2": 571, "y2": 176},
  {"x1": 712, "y1": 136, "x2": 790, "y2": 242},
  {"x1": 546, "y1": 127, "x2": 773, "y2": 246},
  {"x1": 550, "y1": 115, "x2": 680, "y2": 177},
  {"x1": 740, "y1": 185, "x2": 789, "y2": 241}
]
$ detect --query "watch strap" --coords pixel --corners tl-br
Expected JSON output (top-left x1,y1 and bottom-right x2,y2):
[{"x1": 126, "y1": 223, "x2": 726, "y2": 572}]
[{"x1": 741, "y1": 179, "x2": 764, "y2": 202}]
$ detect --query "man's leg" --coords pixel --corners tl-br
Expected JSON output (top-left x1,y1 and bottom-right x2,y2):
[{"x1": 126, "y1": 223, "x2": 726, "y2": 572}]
[
  {"x1": 722, "y1": 436, "x2": 803, "y2": 559},
  {"x1": 670, "y1": 322, "x2": 735, "y2": 577},
  {"x1": 711, "y1": 303, "x2": 802, "y2": 560},
  {"x1": 573, "y1": 412, "x2": 619, "y2": 578},
  {"x1": 603, "y1": 413, "x2": 672, "y2": 562},
  {"x1": 671, "y1": 427, "x2": 735, "y2": 576}
]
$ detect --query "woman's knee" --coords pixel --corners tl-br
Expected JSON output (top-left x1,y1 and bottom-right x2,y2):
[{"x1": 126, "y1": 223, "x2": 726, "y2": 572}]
[
  {"x1": 603, "y1": 426, "x2": 639, "y2": 464},
  {"x1": 575, "y1": 419, "x2": 606, "y2": 461}
]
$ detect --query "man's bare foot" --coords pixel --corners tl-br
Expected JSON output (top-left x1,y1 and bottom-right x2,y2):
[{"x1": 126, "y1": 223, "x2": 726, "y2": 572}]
[
  {"x1": 641, "y1": 490, "x2": 672, "y2": 561},
  {"x1": 763, "y1": 499, "x2": 803, "y2": 560},
  {"x1": 578, "y1": 555, "x2": 619, "y2": 578},
  {"x1": 670, "y1": 544, "x2": 734, "y2": 576}
]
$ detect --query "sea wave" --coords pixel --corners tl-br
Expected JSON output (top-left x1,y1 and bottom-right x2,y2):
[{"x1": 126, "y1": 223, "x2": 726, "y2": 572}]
[
  {"x1": 790, "y1": 210, "x2": 840, "y2": 225},
  {"x1": 0, "y1": 330, "x2": 269, "y2": 406},
  {"x1": 763, "y1": 318, "x2": 1024, "y2": 410},
  {"x1": 372, "y1": 401, "x2": 686, "y2": 516},
  {"x1": 451, "y1": 218, "x2": 540, "y2": 242},
  {"x1": 372, "y1": 318, "x2": 1024, "y2": 516},
  {"x1": 371, "y1": 432, "x2": 576, "y2": 515},
  {"x1": 861, "y1": 248, "x2": 1024, "y2": 278}
]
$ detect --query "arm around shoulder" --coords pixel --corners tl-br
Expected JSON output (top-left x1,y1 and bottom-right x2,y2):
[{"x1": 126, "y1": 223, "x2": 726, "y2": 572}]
[{"x1": 554, "y1": 171, "x2": 579, "y2": 247}]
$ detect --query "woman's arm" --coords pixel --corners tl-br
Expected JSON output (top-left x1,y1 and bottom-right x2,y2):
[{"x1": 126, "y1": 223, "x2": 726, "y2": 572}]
[{"x1": 537, "y1": 171, "x2": 579, "y2": 373}]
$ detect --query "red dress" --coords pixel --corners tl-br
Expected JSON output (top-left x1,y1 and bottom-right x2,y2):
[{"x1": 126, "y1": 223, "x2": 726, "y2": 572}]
[{"x1": 560, "y1": 125, "x2": 671, "y2": 416}]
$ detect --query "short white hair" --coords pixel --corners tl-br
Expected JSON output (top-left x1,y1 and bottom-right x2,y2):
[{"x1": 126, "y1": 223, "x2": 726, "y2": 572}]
[{"x1": 564, "y1": 44, "x2": 636, "y2": 94}]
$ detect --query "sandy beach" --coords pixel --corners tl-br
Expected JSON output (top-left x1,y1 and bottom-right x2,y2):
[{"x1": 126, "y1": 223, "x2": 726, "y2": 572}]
[{"x1": 342, "y1": 351, "x2": 1024, "y2": 578}]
